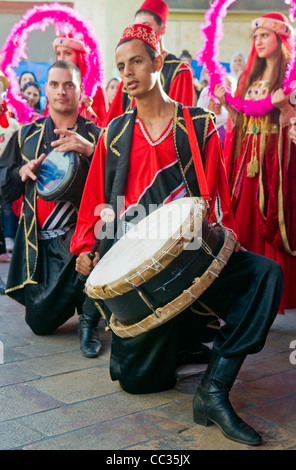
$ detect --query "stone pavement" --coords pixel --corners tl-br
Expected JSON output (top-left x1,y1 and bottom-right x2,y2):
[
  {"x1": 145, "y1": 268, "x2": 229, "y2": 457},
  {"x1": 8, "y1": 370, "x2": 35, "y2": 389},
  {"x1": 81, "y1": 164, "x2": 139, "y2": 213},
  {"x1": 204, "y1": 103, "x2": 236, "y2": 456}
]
[{"x1": 0, "y1": 260, "x2": 296, "y2": 452}]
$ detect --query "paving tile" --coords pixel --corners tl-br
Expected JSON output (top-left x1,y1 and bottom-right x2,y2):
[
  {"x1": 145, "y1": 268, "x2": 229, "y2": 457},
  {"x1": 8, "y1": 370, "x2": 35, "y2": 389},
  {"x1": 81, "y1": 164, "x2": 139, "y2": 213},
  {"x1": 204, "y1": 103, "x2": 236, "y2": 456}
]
[
  {"x1": 0, "y1": 383, "x2": 62, "y2": 422},
  {"x1": 0, "y1": 315, "x2": 27, "y2": 336},
  {"x1": 0, "y1": 346, "x2": 30, "y2": 364},
  {"x1": 0, "y1": 363, "x2": 40, "y2": 387},
  {"x1": 19, "y1": 351, "x2": 104, "y2": 377},
  {"x1": 174, "y1": 372, "x2": 202, "y2": 395},
  {"x1": 233, "y1": 370, "x2": 296, "y2": 405},
  {"x1": 13, "y1": 338, "x2": 82, "y2": 358},
  {"x1": 248, "y1": 395, "x2": 296, "y2": 434},
  {"x1": 0, "y1": 299, "x2": 24, "y2": 317},
  {"x1": 246, "y1": 415, "x2": 296, "y2": 450},
  {"x1": 239, "y1": 351, "x2": 295, "y2": 381},
  {"x1": 27, "y1": 367, "x2": 118, "y2": 404},
  {"x1": 150, "y1": 398, "x2": 194, "y2": 425},
  {"x1": 1, "y1": 258, "x2": 296, "y2": 451},
  {"x1": 18, "y1": 392, "x2": 174, "y2": 437},
  {"x1": 128, "y1": 412, "x2": 296, "y2": 451},
  {"x1": 0, "y1": 332, "x2": 31, "y2": 349},
  {"x1": 23, "y1": 411, "x2": 188, "y2": 450},
  {"x1": 127, "y1": 425, "x2": 252, "y2": 451},
  {"x1": 127, "y1": 419, "x2": 296, "y2": 451},
  {"x1": 0, "y1": 421, "x2": 44, "y2": 450}
]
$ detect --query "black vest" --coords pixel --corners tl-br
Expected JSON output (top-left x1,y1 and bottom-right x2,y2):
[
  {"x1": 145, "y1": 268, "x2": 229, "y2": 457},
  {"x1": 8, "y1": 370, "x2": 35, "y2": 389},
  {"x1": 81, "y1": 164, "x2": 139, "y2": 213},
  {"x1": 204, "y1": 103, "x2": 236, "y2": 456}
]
[
  {"x1": 5, "y1": 116, "x2": 101, "y2": 301},
  {"x1": 99, "y1": 103, "x2": 214, "y2": 256},
  {"x1": 160, "y1": 53, "x2": 188, "y2": 95}
]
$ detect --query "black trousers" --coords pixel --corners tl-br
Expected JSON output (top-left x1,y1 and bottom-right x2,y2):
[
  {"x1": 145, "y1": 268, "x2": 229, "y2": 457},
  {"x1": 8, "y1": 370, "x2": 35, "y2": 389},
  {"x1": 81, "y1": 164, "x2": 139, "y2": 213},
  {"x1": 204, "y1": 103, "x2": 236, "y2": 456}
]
[
  {"x1": 110, "y1": 251, "x2": 283, "y2": 394},
  {"x1": 0, "y1": 206, "x2": 6, "y2": 255},
  {"x1": 23, "y1": 231, "x2": 97, "y2": 335}
]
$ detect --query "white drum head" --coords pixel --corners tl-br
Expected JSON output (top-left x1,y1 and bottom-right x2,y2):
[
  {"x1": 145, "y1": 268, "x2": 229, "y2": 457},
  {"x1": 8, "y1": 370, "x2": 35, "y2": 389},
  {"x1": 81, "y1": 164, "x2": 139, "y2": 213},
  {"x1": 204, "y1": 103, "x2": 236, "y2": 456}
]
[{"x1": 86, "y1": 198, "x2": 205, "y2": 293}]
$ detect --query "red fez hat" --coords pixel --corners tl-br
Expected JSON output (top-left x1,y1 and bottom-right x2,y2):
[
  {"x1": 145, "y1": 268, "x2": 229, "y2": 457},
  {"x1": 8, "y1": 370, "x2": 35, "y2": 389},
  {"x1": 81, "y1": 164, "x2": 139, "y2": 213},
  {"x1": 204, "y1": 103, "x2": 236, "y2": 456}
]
[
  {"x1": 117, "y1": 24, "x2": 161, "y2": 55},
  {"x1": 138, "y1": 0, "x2": 169, "y2": 25}
]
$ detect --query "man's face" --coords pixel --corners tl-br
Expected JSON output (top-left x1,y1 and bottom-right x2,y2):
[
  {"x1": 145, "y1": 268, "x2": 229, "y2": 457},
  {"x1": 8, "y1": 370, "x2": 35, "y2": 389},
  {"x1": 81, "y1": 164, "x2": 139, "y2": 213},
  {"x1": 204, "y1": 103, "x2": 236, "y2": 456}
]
[
  {"x1": 45, "y1": 67, "x2": 82, "y2": 115},
  {"x1": 116, "y1": 40, "x2": 159, "y2": 98},
  {"x1": 134, "y1": 11, "x2": 165, "y2": 38}
]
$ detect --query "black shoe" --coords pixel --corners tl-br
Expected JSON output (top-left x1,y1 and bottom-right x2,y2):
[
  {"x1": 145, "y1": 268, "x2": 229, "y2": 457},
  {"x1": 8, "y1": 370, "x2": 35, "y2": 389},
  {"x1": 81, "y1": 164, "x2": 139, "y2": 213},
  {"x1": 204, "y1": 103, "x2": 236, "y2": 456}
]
[
  {"x1": 79, "y1": 322, "x2": 102, "y2": 358},
  {"x1": 0, "y1": 276, "x2": 6, "y2": 295},
  {"x1": 193, "y1": 353, "x2": 262, "y2": 446},
  {"x1": 78, "y1": 303, "x2": 102, "y2": 358}
]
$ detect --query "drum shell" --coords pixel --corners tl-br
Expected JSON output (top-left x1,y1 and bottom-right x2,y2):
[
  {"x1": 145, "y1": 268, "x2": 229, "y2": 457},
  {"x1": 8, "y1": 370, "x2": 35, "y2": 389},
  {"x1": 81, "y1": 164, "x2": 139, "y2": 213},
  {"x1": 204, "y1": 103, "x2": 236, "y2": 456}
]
[
  {"x1": 103, "y1": 219, "x2": 225, "y2": 326},
  {"x1": 37, "y1": 152, "x2": 89, "y2": 207}
]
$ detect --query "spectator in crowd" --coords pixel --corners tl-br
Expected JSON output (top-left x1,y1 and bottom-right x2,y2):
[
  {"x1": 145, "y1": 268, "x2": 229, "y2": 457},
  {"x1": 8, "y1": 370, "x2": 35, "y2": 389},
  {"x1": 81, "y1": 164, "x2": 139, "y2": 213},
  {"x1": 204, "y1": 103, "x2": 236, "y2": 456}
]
[
  {"x1": 21, "y1": 81, "x2": 42, "y2": 114},
  {"x1": 0, "y1": 70, "x2": 19, "y2": 261},
  {"x1": 229, "y1": 52, "x2": 246, "y2": 81},
  {"x1": 18, "y1": 71, "x2": 38, "y2": 90},
  {"x1": 105, "y1": 78, "x2": 121, "y2": 106}
]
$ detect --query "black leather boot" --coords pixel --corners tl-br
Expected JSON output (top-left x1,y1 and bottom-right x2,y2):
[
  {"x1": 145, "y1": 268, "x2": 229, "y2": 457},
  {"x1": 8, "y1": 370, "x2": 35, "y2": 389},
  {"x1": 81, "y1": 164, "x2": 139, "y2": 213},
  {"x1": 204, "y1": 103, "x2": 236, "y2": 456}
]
[
  {"x1": 79, "y1": 302, "x2": 102, "y2": 358},
  {"x1": 0, "y1": 276, "x2": 6, "y2": 295},
  {"x1": 193, "y1": 352, "x2": 262, "y2": 446}
]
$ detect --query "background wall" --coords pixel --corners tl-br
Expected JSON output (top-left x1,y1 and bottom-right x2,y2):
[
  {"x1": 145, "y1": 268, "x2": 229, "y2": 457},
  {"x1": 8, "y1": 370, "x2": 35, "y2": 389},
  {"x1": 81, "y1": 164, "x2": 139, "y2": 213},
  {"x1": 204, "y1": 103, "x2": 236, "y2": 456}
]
[{"x1": 168, "y1": 0, "x2": 289, "y2": 10}]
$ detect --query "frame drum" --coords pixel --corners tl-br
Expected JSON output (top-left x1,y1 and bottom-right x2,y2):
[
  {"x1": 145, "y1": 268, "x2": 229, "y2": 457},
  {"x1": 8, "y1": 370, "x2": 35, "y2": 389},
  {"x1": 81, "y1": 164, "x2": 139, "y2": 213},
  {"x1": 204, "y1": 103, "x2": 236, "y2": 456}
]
[
  {"x1": 36, "y1": 150, "x2": 89, "y2": 207},
  {"x1": 85, "y1": 198, "x2": 237, "y2": 337}
]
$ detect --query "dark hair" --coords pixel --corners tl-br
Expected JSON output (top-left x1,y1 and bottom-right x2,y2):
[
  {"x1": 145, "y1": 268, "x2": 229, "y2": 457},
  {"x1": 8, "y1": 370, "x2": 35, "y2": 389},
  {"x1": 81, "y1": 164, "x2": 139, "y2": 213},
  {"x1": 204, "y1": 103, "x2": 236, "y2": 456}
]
[
  {"x1": 19, "y1": 71, "x2": 38, "y2": 85},
  {"x1": 116, "y1": 39, "x2": 158, "y2": 61},
  {"x1": 240, "y1": 34, "x2": 291, "y2": 125},
  {"x1": 180, "y1": 50, "x2": 192, "y2": 60},
  {"x1": 21, "y1": 81, "x2": 41, "y2": 94},
  {"x1": 106, "y1": 77, "x2": 121, "y2": 88},
  {"x1": 47, "y1": 60, "x2": 81, "y2": 83},
  {"x1": 242, "y1": 36, "x2": 290, "y2": 98},
  {"x1": 135, "y1": 9, "x2": 164, "y2": 26},
  {"x1": 21, "y1": 80, "x2": 41, "y2": 111}
]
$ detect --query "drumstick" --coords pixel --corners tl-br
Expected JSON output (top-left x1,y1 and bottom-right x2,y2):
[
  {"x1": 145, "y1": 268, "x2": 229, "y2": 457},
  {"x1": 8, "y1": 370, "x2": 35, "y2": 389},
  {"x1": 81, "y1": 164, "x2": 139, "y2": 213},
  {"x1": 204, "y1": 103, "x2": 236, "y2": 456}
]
[{"x1": 79, "y1": 208, "x2": 115, "y2": 282}]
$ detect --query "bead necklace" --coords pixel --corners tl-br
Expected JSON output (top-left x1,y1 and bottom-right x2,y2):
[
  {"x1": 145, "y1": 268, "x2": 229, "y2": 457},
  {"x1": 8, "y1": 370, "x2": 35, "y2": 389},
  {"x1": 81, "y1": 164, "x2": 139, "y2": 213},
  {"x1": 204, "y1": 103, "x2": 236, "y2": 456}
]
[{"x1": 135, "y1": 118, "x2": 173, "y2": 147}]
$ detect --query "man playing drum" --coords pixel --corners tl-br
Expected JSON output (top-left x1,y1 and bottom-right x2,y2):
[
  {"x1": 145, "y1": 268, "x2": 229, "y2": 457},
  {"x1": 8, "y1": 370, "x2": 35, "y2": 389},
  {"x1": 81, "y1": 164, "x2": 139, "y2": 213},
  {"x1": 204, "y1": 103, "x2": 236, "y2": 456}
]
[
  {"x1": 0, "y1": 60, "x2": 102, "y2": 358},
  {"x1": 71, "y1": 26, "x2": 283, "y2": 446}
]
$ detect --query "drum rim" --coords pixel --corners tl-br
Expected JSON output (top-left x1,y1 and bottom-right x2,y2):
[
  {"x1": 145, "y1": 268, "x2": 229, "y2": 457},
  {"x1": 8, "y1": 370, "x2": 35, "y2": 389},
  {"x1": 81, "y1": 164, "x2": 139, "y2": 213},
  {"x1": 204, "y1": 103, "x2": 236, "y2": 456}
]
[
  {"x1": 36, "y1": 151, "x2": 79, "y2": 200},
  {"x1": 86, "y1": 197, "x2": 208, "y2": 299},
  {"x1": 108, "y1": 228, "x2": 237, "y2": 338}
]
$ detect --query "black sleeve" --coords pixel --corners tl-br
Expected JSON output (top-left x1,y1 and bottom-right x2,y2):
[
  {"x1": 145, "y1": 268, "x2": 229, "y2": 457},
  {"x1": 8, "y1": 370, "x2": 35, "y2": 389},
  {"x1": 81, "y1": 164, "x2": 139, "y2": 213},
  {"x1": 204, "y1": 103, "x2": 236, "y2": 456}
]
[{"x1": 0, "y1": 130, "x2": 25, "y2": 204}]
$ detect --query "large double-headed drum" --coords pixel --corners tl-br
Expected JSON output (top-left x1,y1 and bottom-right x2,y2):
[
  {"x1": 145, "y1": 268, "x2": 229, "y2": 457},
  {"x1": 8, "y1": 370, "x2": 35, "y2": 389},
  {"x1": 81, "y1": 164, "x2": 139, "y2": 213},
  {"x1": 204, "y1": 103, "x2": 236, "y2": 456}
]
[
  {"x1": 85, "y1": 198, "x2": 236, "y2": 337},
  {"x1": 36, "y1": 150, "x2": 89, "y2": 207}
]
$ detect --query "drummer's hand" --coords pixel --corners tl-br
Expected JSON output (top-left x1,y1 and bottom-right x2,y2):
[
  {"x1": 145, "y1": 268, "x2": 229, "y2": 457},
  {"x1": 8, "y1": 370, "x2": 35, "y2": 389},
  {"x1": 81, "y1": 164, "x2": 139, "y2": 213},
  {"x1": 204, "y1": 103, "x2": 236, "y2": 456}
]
[
  {"x1": 76, "y1": 252, "x2": 100, "y2": 276},
  {"x1": 51, "y1": 129, "x2": 95, "y2": 157},
  {"x1": 19, "y1": 153, "x2": 47, "y2": 182},
  {"x1": 234, "y1": 240, "x2": 247, "y2": 252}
]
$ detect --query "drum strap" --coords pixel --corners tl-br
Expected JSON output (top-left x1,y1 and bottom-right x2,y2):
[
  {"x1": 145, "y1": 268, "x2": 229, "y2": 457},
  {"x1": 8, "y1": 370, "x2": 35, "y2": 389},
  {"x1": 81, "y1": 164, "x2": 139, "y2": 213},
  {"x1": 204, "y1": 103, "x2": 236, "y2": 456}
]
[{"x1": 183, "y1": 106, "x2": 211, "y2": 204}]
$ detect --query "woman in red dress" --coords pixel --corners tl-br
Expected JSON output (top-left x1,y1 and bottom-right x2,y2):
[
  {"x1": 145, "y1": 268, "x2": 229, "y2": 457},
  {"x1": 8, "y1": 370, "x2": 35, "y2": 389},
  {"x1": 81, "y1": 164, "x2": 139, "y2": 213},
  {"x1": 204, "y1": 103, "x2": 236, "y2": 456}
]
[{"x1": 214, "y1": 12, "x2": 296, "y2": 313}]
